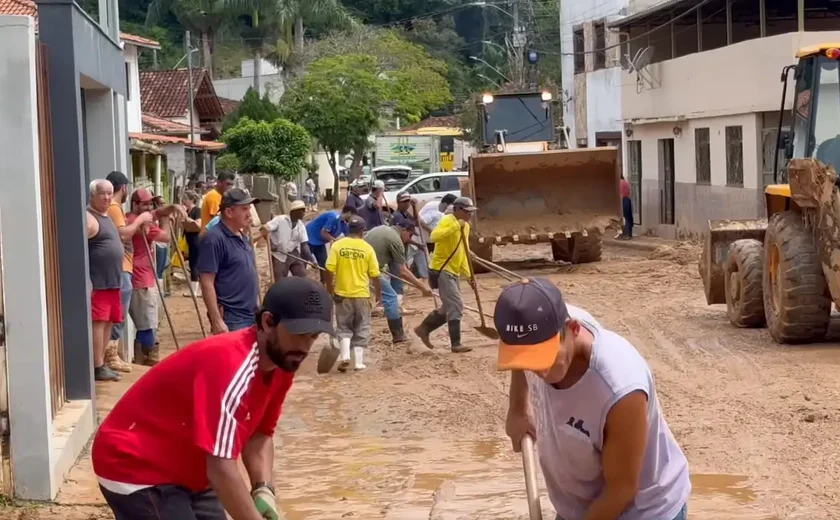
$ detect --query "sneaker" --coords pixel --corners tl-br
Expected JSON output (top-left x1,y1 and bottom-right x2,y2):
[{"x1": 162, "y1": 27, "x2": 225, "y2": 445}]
[{"x1": 94, "y1": 365, "x2": 121, "y2": 382}]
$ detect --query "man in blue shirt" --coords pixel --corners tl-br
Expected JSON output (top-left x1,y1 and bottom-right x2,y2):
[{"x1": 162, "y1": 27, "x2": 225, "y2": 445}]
[
  {"x1": 306, "y1": 205, "x2": 357, "y2": 283},
  {"x1": 197, "y1": 188, "x2": 261, "y2": 333}
]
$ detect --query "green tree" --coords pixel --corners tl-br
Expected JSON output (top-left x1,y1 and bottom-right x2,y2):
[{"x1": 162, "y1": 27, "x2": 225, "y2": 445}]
[
  {"x1": 221, "y1": 117, "x2": 311, "y2": 180},
  {"x1": 221, "y1": 87, "x2": 280, "y2": 132},
  {"x1": 146, "y1": 0, "x2": 229, "y2": 77},
  {"x1": 294, "y1": 28, "x2": 452, "y2": 125},
  {"x1": 215, "y1": 153, "x2": 242, "y2": 172},
  {"x1": 281, "y1": 54, "x2": 385, "y2": 207}
]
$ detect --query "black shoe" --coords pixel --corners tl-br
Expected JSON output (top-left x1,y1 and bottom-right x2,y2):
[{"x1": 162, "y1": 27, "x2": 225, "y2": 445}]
[
  {"x1": 94, "y1": 365, "x2": 121, "y2": 382},
  {"x1": 448, "y1": 320, "x2": 472, "y2": 353},
  {"x1": 413, "y1": 312, "x2": 447, "y2": 349},
  {"x1": 387, "y1": 318, "x2": 409, "y2": 344}
]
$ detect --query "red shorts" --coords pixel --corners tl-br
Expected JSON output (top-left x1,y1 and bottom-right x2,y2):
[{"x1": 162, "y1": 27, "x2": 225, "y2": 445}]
[{"x1": 91, "y1": 289, "x2": 123, "y2": 323}]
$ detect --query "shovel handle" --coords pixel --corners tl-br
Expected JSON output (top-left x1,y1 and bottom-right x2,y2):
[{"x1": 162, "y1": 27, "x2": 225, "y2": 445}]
[
  {"x1": 521, "y1": 435, "x2": 542, "y2": 520},
  {"x1": 461, "y1": 226, "x2": 488, "y2": 328}
]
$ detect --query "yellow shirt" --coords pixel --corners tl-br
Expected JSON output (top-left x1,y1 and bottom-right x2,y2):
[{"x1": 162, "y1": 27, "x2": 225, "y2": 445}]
[
  {"x1": 201, "y1": 190, "x2": 222, "y2": 230},
  {"x1": 107, "y1": 201, "x2": 133, "y2": 273},
  {"x1": 326, "y1": 237, "x2": 380, "y2": 298},
  {"x1": 430, "y1": 214, "x2": 472, "y2": 278}
]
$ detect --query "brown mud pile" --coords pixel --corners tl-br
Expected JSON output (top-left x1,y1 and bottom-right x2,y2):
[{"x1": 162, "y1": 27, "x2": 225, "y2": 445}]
[
  {"x1": 647, "y1": 242, "x2": 701, "y2": 266},
  {"x1": 476, "y1": 213, "x2": 619, "y2": 237}
]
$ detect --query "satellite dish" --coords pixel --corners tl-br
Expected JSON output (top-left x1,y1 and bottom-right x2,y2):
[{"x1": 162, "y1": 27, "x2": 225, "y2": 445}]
[
  {"x1": 632, "y1": 46, "x2": 654, "y2": 71},
  {"x1": 619, "y1": 54, "x2": 633, "y2": 72}
]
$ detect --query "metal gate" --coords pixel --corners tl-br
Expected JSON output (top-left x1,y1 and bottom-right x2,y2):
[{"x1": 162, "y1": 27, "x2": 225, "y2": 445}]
[
  {"x1": 658, "y1": 138, "x2": 675, "y2": 225},
  {"x1": 36, "y1": 42, "x2": 66, "y2": 419},
  {"x1": 627, "y1": 140, "x2": 642, "y2": 224}
]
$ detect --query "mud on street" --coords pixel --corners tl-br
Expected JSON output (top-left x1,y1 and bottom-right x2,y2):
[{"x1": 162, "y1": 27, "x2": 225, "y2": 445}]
[{"x1": 6, "y1": 240, "x2": 840, "y2": 520}]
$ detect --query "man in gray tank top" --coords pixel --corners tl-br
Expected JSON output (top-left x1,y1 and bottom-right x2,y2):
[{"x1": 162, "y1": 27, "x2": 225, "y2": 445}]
[
  {"x1": 494, "y1": 278, "x2": 690, "y2": 520},
  {"x1": 87, "y1": 179, "x2": 131, "y2": 382}
]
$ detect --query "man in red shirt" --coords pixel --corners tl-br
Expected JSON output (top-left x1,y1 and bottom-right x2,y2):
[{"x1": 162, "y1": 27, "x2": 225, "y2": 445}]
[
  {"x1": 126, "y1": 188, "x2": 179, "y2": 365},
  {"x1": 619, "y1": 174, "x2": 633, "y2": 240},
  {"x1": 92, "y1": 276, "x2": 334, "y2": 520}
]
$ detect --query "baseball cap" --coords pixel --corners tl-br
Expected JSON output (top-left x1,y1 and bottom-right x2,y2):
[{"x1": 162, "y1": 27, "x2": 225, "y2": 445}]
[
  {"x1": 348, "y1": 215, "x2": 366, "y2": 233},
  {"x1": 106, "y1": 171, "x2": 130, "y2": 189},
  {"x1": 440, "y1": 193, "x2": 457, "y2": 205},
  {"x1": 259, "y1": 277, "x2": 335, "y2": 335},
  {"x1": 221, "y1": 188, "x2": 260, "y2": 209},
  {"x1": 373, "y1": 180, "x2": 386, "y2": 190},
  {"x1": 494, "y1": 277, "x2": 568, "y2": 371},
  {"x1": 453, "y1": 196, "x2": 477, "y2": 212},
  {"x1": 396, "y1": 192, "x2": 411, "y2": 202},
  {"x1": 289, "y1": 200, "x2": 306, "y2": 212},
  {"x1": 131, "y1": 188, "x2": 154, "y2": 203}
]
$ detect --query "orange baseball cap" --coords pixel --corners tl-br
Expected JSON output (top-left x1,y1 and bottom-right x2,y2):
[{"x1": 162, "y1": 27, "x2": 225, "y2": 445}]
[
  {"x1": 494, "y1": 277, "x2": 566, "y2": 371},
  {"x1": 131, "y1": 188, "x2": 154, "y2": 203}
]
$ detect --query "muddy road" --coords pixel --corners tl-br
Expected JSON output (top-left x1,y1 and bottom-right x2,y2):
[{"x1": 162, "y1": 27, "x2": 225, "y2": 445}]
[{"x1": 5, "y1": 240, "x2": 839, "y2": 519}]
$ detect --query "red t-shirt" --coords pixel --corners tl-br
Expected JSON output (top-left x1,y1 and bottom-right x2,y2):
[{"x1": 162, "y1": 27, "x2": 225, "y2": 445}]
[
  {"x1": 92, "y1": 327, "x2": 293, "y2": 492},
  {"x1": 126, "y1": 212, "x2": 163, "y2": 289},
  {"x1": 620, "y1": 179, "x2": 632, "y2": 199}
]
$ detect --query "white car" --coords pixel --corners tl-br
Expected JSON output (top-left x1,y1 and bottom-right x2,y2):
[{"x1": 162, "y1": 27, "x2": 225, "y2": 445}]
[{"x1": 383, "y1": 171, "x2": 467, "y2": 207}]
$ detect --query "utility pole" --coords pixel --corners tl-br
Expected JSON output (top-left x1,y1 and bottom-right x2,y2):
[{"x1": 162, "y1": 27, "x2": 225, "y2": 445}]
[
  {"x1": 186, "y1": 30, "x2": 195, "y2": 147},
  {"x1": 511, "y1": 0, "x2": 524, "y2": 88}
]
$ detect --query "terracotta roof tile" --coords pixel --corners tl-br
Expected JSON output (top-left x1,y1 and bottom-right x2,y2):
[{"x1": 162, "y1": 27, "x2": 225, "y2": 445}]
[
  {"x1": 140, "y1": 68, "x2": 224, "y2": 121},
  {"x1": 142, "y1": 113, "x2": 199, "y2": 135},
  {"x1": 121, "y1": 32, "x2": 161, "y2": 50},
  {"x1": 218, "y1": 97, "x2": 240, "y2": 115},
  {"x1": 129, "y1": 132, "x2": 226, "y2": 151}
]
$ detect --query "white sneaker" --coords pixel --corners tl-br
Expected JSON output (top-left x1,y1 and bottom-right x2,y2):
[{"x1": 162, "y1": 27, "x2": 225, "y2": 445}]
[
  {"x1": 353, "y1": 347, "x2": 366, "y2": 371},
  {"x1": 338, "y1": 338, "x2": 351, "y2": 373}
]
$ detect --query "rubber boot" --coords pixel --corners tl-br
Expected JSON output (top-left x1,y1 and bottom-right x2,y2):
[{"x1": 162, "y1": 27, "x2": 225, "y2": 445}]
[
  {"x1": 337, "y1": 338, "x2": 352, "y2": 373},
  {"x1": 105, "y1": 340, "x2": 132, "y2": 373},
  {"x1": 353, "y1": 347, "x2": 366, "y2": 371},
  {"x1": 448, "y1": 320, "x2": 472, "y2": 353},
  {"x1": 133, "y1": 340, "x2": 144, "y2": 365},
  {"x1": 184, "y1": 280, "x2": 202, "y2": 298},
  {"x1": 413, "y1": 312, "x2": 447, "y2": 350},
  {"x1": 143, "y1": 346, "x2": 160, "y2": 367},
  {"x1": 387, "y1": 318, "x2": 409, "y2": 344}
]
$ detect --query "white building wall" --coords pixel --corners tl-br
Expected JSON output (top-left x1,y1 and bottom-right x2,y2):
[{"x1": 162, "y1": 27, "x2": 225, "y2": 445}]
[
  {"x1": 214, "y1": 73, "x2": 285, "y2": 104},
  {"x1": 123, "y1": 44, "x2": 142, "y2": 133},
  {"x1": 560, "y1": 0, "x2": 626, "y2": 147}
]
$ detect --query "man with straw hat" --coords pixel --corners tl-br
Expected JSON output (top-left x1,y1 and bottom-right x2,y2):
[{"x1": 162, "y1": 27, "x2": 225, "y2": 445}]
[
  {"x1": 260, "y1": 199, "x2": 311, "y2": 280},
  {"x1": 494, "y1": 277, "x2": 690, "y2": 520}
]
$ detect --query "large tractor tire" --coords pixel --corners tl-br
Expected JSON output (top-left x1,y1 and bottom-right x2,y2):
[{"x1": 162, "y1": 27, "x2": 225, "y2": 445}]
[
  {"x1": 470, "y1": 239, "x2": 493, "y2": 274},
  {"x1": 570, "y1": 235, "x2": 603, "y2": 264},
  {"x1": 763, "y1": 211, "x2": 831, "y2": 344},
  {"x1": 551, "y1": 238, "x2": 571, "y2": 262},
  {"x1": 724, "y1": 239, "x2": 765, "y2": 328}
]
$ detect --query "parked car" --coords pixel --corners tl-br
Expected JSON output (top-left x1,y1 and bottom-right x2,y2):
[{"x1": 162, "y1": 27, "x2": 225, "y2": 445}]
[
  {"x1": 384, "y1": 171, "x2": 467, "y2": 207},
  {"x1": 371, "y1": 165, "x2": 414, "y2": 192}
]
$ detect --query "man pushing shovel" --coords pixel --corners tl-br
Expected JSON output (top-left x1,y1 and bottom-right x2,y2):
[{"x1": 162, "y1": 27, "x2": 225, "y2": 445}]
[{"x1": 495, "y1": 278, "x2": 690, "y2": 520}]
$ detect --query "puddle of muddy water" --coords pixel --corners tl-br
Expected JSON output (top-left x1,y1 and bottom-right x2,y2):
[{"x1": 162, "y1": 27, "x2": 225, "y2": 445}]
[{"x1": 276, "y1": 377, "x2": 778, "y2": 520}]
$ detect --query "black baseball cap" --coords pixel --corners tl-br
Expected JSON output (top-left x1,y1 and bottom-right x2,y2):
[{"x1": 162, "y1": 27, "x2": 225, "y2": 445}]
[
  {"x1": 106, "y1": 171, "x2": 130, "y2": 189},
  {"x1": 348, "y1": 215, "x2": 366, "y2": 233},
  {"x1": 396, "y1": 191, "x2": 411, "y2": 202},
  {"x1": 259, "y1": 277, "x2": 334, "y2": 335},
  {"x1": 221, "y1": 188, "x2": 260, "y2": 209},
  {"x1": 440, "y1": 194, "x2": 457, "y2": 205},
  {"x1": 494, "y1": 277, "x2": 568, "y2": 371}
]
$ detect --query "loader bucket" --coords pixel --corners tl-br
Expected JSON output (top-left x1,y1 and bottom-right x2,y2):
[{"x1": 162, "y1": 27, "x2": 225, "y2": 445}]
[
  {"x1": 465, "y1": 148, "x2": 621, "y2": 239},
  {"x1": 700, "y1": 219, "x2": 768, "y2": 305}
]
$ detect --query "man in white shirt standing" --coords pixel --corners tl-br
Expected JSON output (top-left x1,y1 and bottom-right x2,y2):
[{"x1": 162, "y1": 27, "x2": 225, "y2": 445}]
[
  {"x1": 495, "y1": 278, "x2": 690, "y2": 520},
  {"x1": 260, "y1": 200, "x2": 311, "y2": 280}
]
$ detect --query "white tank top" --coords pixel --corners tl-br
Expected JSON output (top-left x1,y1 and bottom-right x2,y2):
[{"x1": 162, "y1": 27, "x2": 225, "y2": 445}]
[{"x1": 526, "y1": 305, "x2": 691, "y2": 520}]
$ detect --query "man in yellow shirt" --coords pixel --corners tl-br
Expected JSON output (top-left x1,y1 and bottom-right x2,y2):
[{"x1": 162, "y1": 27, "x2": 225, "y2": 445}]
[
  {"x1": 414, "y1": 197, "x2": 477, "y2": 354},
  {"x1": 200, "y1": 171, "x2": 235, "y2": 230},
  {"x1": 325, "y1": 216, "x2": 382, "y2": 372}
]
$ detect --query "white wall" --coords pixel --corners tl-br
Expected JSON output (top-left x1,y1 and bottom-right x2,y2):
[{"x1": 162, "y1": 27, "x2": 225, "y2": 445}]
[
  {"x1": 626, "y1": 112, "x2": 762, "y2": 189},
  {"x1": 560, "y1": 0, "x2": 626, "y2": 146},
  {"x1": 170, "y1": 107, "x2": 202, "y2": 142},
  {"x1": 622, "y1": 30, "x2": 840, "y2": 122},
  {"x1": 213, "y1": 74, "x2": 285, "y2": 104},
  {"x1": 123, "y1": 44, "x2": 142, "y2": 133}
]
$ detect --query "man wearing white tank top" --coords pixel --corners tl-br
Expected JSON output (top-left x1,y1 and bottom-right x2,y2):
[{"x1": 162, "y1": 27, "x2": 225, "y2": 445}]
[{"x1": 494, "y1": 278, "x2": 690, "y2": 520}]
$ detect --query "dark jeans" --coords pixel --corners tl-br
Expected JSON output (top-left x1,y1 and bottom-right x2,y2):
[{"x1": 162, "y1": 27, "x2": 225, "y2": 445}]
[
  {"x1": 311, "y1": 244, "x2": 328, "y2": 283},
  {"x1": 622, "y1": 197, "x2": 633, "y2": 237},
  {"x1": 186, "y1": 238, "x2": 200, "y2": 282},
  {"x1": 100, "y1": 485, "x2": 226, "y2": 520}
]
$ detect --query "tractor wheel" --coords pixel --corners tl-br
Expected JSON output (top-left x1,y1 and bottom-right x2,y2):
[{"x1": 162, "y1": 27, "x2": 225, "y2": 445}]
[
  {"x1": 763, "y1": 211, "x2": 831, "y2": 344},
  {"x1": 470, "y1": 239, "x2": 493, "y2": 274},
  {"x1": 551, "y1": 237, "x2": 571, "y2": 262},
  {"x1": 724, "y1": 239, "x2": 765, "y2": 328},
  {"x1": 569, "y1": 234, "x2": 602, "y2": 264}
]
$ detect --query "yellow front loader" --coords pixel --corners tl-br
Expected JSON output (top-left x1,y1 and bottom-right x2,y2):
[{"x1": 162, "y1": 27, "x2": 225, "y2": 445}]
[{"x1": 701, "y1": 44, "x2": 840, "y2": 344}]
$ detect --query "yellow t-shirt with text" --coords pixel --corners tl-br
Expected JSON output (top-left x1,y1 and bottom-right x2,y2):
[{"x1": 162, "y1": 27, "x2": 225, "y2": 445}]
[
  {"x1": 201, "y1": 190, "x2": 222, "y2": 230},
  {"x1": 326, "y1": 237, "x2": 380, "y2": 298}
]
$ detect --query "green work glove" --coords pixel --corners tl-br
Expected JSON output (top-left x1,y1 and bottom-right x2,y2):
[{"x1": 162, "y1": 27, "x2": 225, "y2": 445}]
[{"x1": 252, "y1": 486, "x2": 279, "y2": 520}]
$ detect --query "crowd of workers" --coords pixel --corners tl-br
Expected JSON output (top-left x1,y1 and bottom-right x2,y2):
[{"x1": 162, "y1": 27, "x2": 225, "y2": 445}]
[{"x1": 87, "y1": 169, "x2": 691, "y2": 520}]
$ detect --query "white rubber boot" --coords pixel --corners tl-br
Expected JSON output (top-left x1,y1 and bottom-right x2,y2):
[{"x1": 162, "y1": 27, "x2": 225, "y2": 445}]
[
  {"x1": 337, "y1": 338, "x2": 351, "y2": 373},
  {"x1": 353, "y1": 347, "x2": 366, "y2": 371}
]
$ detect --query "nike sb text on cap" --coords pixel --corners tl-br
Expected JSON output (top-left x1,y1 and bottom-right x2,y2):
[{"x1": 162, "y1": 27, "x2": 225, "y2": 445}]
[
  {"x1": 259, "y1": 277, "x2": 335, "y2": 335},
  {"x1": 494, "y1": 277, "x2": 568, "y2": 371}
]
